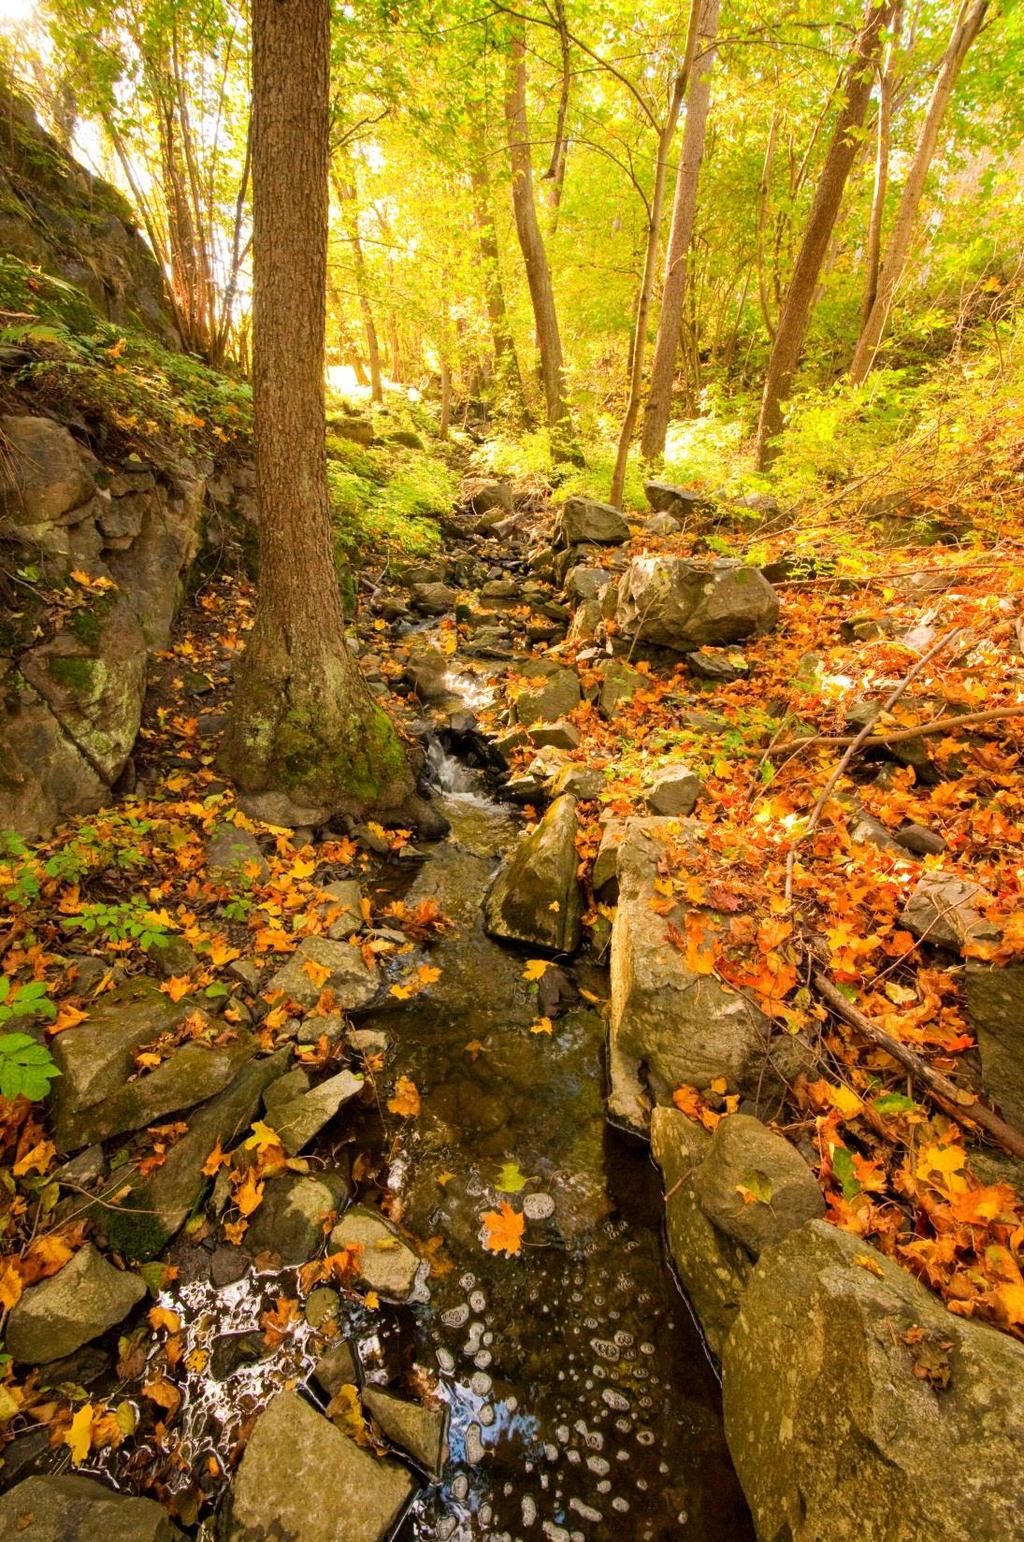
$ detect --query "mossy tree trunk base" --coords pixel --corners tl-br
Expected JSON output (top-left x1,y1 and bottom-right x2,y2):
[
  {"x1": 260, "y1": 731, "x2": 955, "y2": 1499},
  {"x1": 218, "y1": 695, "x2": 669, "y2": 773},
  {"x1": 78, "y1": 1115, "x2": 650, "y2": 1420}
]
[{"x1": 219, "y1": 617, "x2": 414, "y2": 825}]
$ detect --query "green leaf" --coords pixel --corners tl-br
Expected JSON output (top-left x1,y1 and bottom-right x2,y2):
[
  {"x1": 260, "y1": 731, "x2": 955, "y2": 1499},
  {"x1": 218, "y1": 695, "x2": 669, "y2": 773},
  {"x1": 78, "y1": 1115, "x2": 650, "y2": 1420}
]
[
  {"x1": 873, "y1": 1092, "x2": 920, "y2": 1116},
  {"x1": 832, "y1": 1145, "x2": 861, "y2": 1200},
  {"x1": 736, "y1": 1170, "x2": 774, "y2": 1205},
  {"x1": 495, "y1": 1160, "x2": 530, "y2": 1194},
  {"x1": 0, "y1": 1033, "x2": 61, "y2": 1102}
]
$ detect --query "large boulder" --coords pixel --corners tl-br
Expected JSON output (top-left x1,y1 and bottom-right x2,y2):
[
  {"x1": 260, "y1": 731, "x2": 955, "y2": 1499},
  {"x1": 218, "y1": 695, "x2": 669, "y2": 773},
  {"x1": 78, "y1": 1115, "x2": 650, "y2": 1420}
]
[
  {"x1": 651, "y1": 1108, "x2": 751, "y2": 1355},
  {"x1": 50, "y1": 977, "x2": 193, "y2": 1151},
  {"x1": 901, "y1": 871, "x2": 999, "y2": 954},
  {"x1": 609, "y1": 820, "x2": 805, "y2": 1125},
  {"x1": 263, "y1": 1067, "x2": 363, "y2": 1155},
  {"x1": 553, "y1": 496, "x2": 629, "y2": 549},
  {"x1": 616, "y1": 556, "x2": 779, "y2": 650},
  {"x1": 962, "y1": 963, "x2": 1024, "y2": 1126},
  {"x1": 693, "y1": 1113, "x2": 825, "y2": 1258},
  {"x1": 723, "y1": 1221, "x2": 1024, "y2": 1542},
  {"x1": 644, "y1": 481, "x2": 714, "y2": 519},
  {"x1": 483, "y1": 794, "x2": 583, "y2": 954},
  {"x1": 96, "y1": 1049, "x2": 290, "y2": 1260},
  {"x1": 0, "y1": 415, "x2": 95, "y2": 530},
  {"x1": 509, "y1": 661, "x2": 581, "y2": 725},
  {"x1": 0, "y1": 1475, "x2": 183, "y2": 1540},
  {"x1": 266, "y1": 936, "x2": 379, "y2": 1011},
  {"x1": 6, "y1": 1244, "x2": 145, "y2": 1364},
  {"x1": 226, "y1": 1389, "x2": 415, "y2": 1542}
]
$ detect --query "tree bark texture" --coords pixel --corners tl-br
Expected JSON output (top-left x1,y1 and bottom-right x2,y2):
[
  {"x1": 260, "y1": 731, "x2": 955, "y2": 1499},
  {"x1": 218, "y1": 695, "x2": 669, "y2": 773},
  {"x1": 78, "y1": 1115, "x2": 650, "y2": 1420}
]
[
  {"x1": 754, "y1": 0, "x2": 894, "y2": 467},
  {"x1": 851, "y1": 0, "x2": 988, "y2": 382},
  {"x1": 504, "y1": 16, "x2": 569, "y2": 439},
  {"x1": 220, "y1": 0, "x2": 411, "y2": 823},
  {"x1": 639, "y1": 0, "x2": 721, "y2": 464}
]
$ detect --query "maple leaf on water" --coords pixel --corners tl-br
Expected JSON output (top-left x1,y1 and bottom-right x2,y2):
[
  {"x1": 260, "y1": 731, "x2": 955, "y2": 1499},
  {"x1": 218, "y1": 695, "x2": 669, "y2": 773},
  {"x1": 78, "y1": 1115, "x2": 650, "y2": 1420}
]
[
  {"x1": 481, "y1": 1199, "x2": 525, "y2": 1257},
  {"x1": 387, "y1": 1075, "x2": 421, "y2": 1117}
]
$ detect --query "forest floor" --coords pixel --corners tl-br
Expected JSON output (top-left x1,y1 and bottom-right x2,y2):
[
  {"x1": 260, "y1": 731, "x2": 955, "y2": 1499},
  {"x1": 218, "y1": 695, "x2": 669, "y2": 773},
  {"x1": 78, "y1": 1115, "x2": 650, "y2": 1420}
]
[{"x1": 1, "y1": 439, "x2": 1024, "y2": 1530}]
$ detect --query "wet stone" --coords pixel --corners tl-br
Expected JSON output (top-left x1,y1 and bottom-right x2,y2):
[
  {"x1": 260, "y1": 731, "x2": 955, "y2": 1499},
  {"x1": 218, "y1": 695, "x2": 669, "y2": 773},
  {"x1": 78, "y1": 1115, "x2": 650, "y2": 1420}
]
[
  {"x1": 266, "y1": 935, "x2": 379, "y2": 1010},
  {"x1": 243, "y1": 1173, "x2": 339, "y2": 1264},
  {"x1": 329, "y1": 1205, "x2": 428, "y2": 1302},
  {"x1": 0, "y1": 1475, "x2": 184, "y2": 1540},
  {"x1": 226, "y1": 1388, "x2": 415, "y2": 1542},
  {"x1": 314, "y1": 1337, "x2": 359, "y2": 1397},
  {"x1": 363, "y1": 1385, "x2": 449, "y2": 1478},
  {"x1": 6, "y1": 1244, "x2": 146, "y2": 1365}
]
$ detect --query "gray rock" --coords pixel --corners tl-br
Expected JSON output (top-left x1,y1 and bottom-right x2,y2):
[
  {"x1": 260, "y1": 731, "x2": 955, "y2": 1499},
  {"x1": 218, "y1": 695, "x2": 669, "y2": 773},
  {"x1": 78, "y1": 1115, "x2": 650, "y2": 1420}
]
[
  {"x1": 405, "y1": 645, "x2": 451, "y2": 703},
  {"x1": 565, "y1": 564, "x2": 609, "y2": 601},
  {"x1": 549, "y1": 763, "x2": 604, "y2": 801},
  {"x1": 610, "y1": 820, "x2": 803, "y2": 1122},
  {"x1": 6, "y1": 1244, "x2": 145, "y2": 1364},
  {"x1": 468, "y1": 482, "x2": 513, "y2": 517},
  {"x1": 314, "y1": 1338, "x2": 359, "y2": 1397},
  {"x1": 650, "y1": 1108, "x2": 751, "y2": 1355},
  {"x1": 96, "y1": 1049, "x2": 290, "y2": 1259},
  {"x1": 328, "y1": 413, "x2": 375, "y2": 445},
  {"x1": 647, "y1": 763, "x2": 702, "y2": 816},
  {"x1": 723, "y1": 1221, "x2": 1024, "y2": 1542},
  {"x1": 693, "y1": 1113, "x2": 824, "y2": 1258},
  {"x1": 509, "y1": 662, "x2": 581, "y2": 725},
  {"x1": 226, "y1": 1389, "x2": 415, "y2": 1542},
  {"x1": 363, "y1": 1386, "x2": 448, "y2": 1479},
  {"x1": 597, "y1": 658, "x2": 647, "y2": 716},
  {"x1": 207, "y1": 825, "x2": 268, "y2": 884},
  {"x1": 687, "y1": 646, "x2": 750, "y2": 683},
  {"x1": 243, "y1": 1174, "x2": 339, "y2": 1264},
  {"x1": 0, "y1": 1475, "x2": 183, "y2": 1540},
  {"x1": 645, "y1": 511, "x2": 682, "y2": 536},
  {"x1": 483, "y1": 794, "x2": 583, "y2": 955},
  {"x1": 901, "y1": 871, "x2": 999, "y2": 953},
  {"x1": 553, "y1": 496, "x2": 630, "y2": 548},
  {"x1": 410, "y1": 581, "x2": 457, "y2": 615},
  {"x1": 267, "y1": 936, "x2": 378, "y2": 1010},
  {"x1": 644, "y1": 480, "x2": 714, "y2": 519},
  {"x1": 566, "y1": 595, "x2": 603, "y2": 643},
  {"x1": 49, "y1": 977, "x2": 192, "y2": 1151},
  {"x1": 528, "y1": 717, "x2": 580, "y2": 751},
  {"x1": 264, "y1": 1068, "x2": 363, "y2": 1155},
  {"x1": 68, "y1": 1027, "x2": 255, "y2": 1149},
  {"x1": 0, "y1": 415, "x2": 94, "y2": 527},
  {"x1": 895, "y1": 822, "x2": 947, "y2": 856},
  {"x1": 143, "y1": 933, "x2": 199, "y2": 978},
  {"x1": 329, "y1": 1205, "x2": 427, "y2": 1302},
  {"x1": 323, "y1": 882, "x2": 368, "y2": 937},
  {"x1": 963, "y1": 964, "x2": 1024, "y2": 1127},
  {"x1": 592, "y1": 819, "x2": 626, "y2": 898},
  {"x1": 237, "y1": 789, "x2": 332, "y2": 828},
  {"x1": 617, "y1": 556, "x2": 779, "y2": 650}
]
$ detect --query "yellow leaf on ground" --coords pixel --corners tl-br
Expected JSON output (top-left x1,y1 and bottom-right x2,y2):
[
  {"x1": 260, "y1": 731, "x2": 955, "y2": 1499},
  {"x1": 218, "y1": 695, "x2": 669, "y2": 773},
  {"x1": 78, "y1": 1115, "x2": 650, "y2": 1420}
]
[
  {"x1": 301, "y1": 958, "x2": 332, "y2": 989},
  {"x1": 530, "y1": 1017, "x2": 553, "y2": 1035},
  {"x1": 63, "y1": 1402, "x2": 94, "y2": 1465},
  {"x1": 147, "y1": 1306, "x2": 181, "y2": 1334},
  {"x1": 234, "y1": 1168, "x2": 265, "y2": 1216},
  {"x1": 245, "y1": 1120, "x2": 283, "y2": 1152},
  {"x1": 481, "y1": 1200, "x2": 525, "y2": 1257},
  {"x1": 161, "y1": 975, "x2": 193, "y2": 1002},
  {"x1": 387, "y1": 1075, "x2": 421, "y2": 1117},
  {"x1": 522, "y1": 959, "x2": 551, "y2": 982},
  {"x1": 13, "y1": 1140, "x2": 56, "y2": 1177},
  {"x1": 202, "y1": 1139, "x2": 230, "y2": 1177}
]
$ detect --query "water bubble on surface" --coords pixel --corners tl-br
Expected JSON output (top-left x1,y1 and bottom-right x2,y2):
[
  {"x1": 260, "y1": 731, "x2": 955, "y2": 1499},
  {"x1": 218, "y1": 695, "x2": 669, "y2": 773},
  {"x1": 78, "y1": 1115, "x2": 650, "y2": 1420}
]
[
  {"x1": 437, "y1": 1348, "x2": 455, "y2": 1373},
  {"x1": 451, "y1": 1474, "x2": 469, "y2": 1501},
  {"x1": 522, "y1": 1496, "x2": 538, "y2": 1526},
  {"x1": 602, "y1": 1388, "x2": 629, "y2": 1411},
  {"x1": 470, "y1": 1371, "x2": 492, "y2": 1397},
  {"x1": 522, "y1": 1192, "x2": 555, "y2": 1220},
  {"x1": 469, "y1": 1289, "x2": 487, "y2": 1312},
  {"x1": 459, "y1": 1273, "x2": 476, "y2": 1292},
  {"x1": 441, "y1": 1304, "x2": 470, "y2": 1328},
  {"x1": 570, "y1": 1498, "x2": 602, "y2": 1523},
  {"x1": 474, "y1": 1349, "x2": 492, "y2": 1369},
  {"x1": 586, "y1": 1454, "x2": 610, "y2": 1476},
  {"x1": 479, "y1": 1403, "x2": 495, "y2": 1427},
  {"x1": 637, "y1": 1429, "x2": 655, "y2": 1446},
  {"x1": 465, "y1": 1423, "x2": 485, "y2": 1465}
]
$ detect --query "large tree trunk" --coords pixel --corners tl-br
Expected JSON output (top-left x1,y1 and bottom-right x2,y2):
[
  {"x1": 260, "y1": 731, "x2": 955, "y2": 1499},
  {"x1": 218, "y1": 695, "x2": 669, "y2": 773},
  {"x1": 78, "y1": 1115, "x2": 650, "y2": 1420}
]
[
  {"x1": 638, "y1": 0, "x2": 721, "y2": 465},
  {"x1": 754, "y1": 0, "x2": 894, "y2": 468},
  {"x1": 850, "y1": 0, "x2": 988, "y2": 382},
  {"x1": 504, "y1": 16, "x2": 570, "y2": 442},
  {"x1": 220, "y1": 0, "x2": 412, "y2": 826},
  {"x1": 860, "y1": 1, "x2": 903, "y2": 332}
]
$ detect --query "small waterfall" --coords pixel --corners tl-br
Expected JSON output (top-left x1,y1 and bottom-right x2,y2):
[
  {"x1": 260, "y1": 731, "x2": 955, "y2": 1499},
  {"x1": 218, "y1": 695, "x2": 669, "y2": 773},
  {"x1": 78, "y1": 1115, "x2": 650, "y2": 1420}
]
[{"x1": 425, "y1": 736, "x2": 487, "y2": 797}]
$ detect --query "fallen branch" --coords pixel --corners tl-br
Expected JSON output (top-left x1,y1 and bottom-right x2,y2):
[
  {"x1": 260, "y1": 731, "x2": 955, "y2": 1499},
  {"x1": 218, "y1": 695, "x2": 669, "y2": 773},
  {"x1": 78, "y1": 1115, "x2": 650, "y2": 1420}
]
[
  {"x1": 811, "y1": 966, "x2": 1024, "y2": 1162},
  {"x1": 774, "y1": 705, "x2": 1024, "y2": 756}
]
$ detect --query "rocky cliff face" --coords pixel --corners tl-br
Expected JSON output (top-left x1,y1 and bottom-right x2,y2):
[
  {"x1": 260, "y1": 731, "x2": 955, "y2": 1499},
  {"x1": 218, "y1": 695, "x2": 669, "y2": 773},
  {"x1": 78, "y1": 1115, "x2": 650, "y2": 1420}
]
[
  {"x1": 0, "y1": 80, "x2": 252, "y2": 838},
  {"x1": 0, "y1": 78, "x2": 177, "y2": 346}
]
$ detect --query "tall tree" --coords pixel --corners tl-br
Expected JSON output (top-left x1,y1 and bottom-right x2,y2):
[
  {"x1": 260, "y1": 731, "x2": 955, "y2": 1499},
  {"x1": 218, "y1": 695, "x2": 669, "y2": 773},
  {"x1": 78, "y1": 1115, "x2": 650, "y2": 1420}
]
[
  {"x1": 504, "y1": 15, "x2": 570, "y2": 441},
  {"x1": 639, "y1": 0, "x2": 721, "y2": 465},
  {"x1": 850, "y1": 0, "x2": 989, "y2": 382},
  {"x1": 220, "y1": 0, "x2": 412, "y2": 825},
  {"x1": 469, "y1": 115, "x2": 529, "y2": 418},
  {"x1": 754, "y1": 0, "x2": 894, "y2": 468}
]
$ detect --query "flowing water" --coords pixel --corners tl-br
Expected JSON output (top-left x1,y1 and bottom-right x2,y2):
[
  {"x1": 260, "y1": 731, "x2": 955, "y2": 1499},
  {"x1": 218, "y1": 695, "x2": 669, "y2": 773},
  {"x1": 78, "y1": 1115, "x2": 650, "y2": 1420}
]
[{"x1": 86, "y1": 746, "x2": 751, "y2": 1538}]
